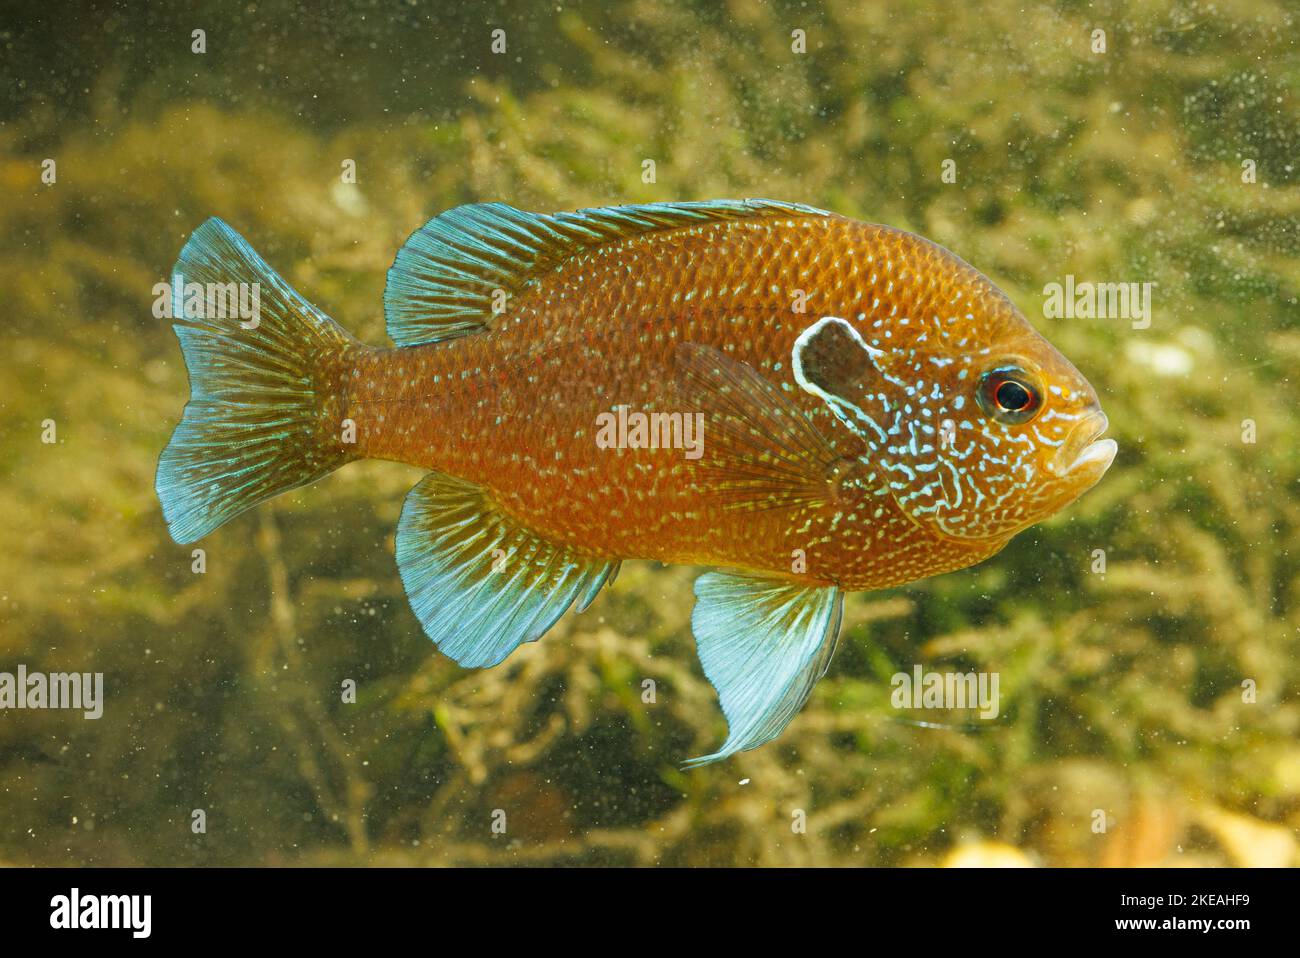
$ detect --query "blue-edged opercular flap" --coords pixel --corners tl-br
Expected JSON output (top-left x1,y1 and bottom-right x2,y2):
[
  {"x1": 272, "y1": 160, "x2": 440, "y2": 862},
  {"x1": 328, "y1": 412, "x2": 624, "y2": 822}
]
[
  {"x1": 383, "y1": 199, "x2": 831, "y2": 347},
  {"x1": 395, "y1": 472, "x2": 619, "y2": 669},
  {"x1": 686, "y1": 571, "x2": 843, "y2": 767}
]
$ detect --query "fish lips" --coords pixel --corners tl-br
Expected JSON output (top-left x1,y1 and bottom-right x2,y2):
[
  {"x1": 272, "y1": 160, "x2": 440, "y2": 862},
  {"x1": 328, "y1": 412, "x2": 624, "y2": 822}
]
[{"x1": 1048, "y1": 410, "x2": 1118, "y2": 483}]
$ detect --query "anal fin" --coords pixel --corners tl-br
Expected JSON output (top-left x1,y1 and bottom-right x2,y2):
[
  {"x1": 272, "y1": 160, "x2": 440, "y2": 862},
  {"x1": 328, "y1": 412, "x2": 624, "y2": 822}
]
[
  {"x1": 396, "y1": 473, "x2": 617, "y2": 668},
  {"x1": 686, "y1": 571, "x2": 843, "y2": 767}
]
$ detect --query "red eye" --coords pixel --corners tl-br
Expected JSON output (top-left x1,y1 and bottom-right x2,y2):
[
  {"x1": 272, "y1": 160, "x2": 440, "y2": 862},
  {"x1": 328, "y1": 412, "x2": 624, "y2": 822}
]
[{"x1": 977, "y1": 365, "x2": 1042, "y2": 424}]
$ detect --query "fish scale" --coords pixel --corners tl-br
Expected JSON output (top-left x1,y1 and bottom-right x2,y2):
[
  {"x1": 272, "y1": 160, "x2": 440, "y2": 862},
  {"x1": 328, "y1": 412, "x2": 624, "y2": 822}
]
[{"x1": 344, "y1": 215, "x2": 1017, "y2": 588}]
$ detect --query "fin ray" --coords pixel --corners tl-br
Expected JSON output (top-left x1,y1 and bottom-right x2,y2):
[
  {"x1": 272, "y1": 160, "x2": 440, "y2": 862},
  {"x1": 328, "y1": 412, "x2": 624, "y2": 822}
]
[
  {"x1": 156, "y1": 218, "x2": 355, "y2": 544},
  {"x1": 395, "y1": 473, "x2": 617, "y2": 668},
  {"x1": 384, "y1": 199, "x2": 832, "y2": 347},
  {"x1": 674, "y1": 343, "x2": 839, "y2": 512},
  {"x1": 686, "y1": 571, "x2": 843, "y2": 767}
]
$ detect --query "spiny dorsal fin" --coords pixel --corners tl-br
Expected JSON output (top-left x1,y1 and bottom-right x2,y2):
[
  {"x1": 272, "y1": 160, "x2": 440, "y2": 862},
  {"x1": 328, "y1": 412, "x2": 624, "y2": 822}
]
[{"x1": 383, "y1": 199, "x2": 832, "y2": 347}]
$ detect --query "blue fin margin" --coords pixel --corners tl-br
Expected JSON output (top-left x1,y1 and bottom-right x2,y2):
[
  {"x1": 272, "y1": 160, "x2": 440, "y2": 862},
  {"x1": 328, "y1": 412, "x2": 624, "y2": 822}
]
[
  {"x1": 383, "y1": 199, "x2": 832, "y2": 347},
  {"x1": 686, "y1": 571, "x2": 843, "y2": 767},
  {"x1": 396, "y1": 472, "x2": 619, "y2": 669},
  {"x1": 156, "y1": 218, "x2": 354, "y2": 544}
]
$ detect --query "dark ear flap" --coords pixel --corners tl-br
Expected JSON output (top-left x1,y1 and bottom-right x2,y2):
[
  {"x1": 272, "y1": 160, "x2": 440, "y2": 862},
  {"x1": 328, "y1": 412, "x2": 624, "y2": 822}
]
[{"x1": 792, "y1": 316, "x2": 879, "y2": 400}]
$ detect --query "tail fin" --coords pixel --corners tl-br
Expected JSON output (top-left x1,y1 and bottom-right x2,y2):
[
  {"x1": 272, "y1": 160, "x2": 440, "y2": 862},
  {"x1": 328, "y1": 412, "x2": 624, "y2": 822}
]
[{"x1": 156, "y1": 218, "x2": 358, "y2": 544}]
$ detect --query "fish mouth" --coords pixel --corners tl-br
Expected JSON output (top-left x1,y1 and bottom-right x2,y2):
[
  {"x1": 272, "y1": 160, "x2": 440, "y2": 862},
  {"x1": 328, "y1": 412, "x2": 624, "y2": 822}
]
[{"x1": 1049, "y1": 410, "x2": 1118, "y2": 479}]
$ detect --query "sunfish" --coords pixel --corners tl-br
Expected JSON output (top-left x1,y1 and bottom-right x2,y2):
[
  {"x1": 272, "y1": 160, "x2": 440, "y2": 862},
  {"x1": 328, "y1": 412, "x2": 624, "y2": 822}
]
[{"x1": 156, "y1": 200, "x2": 1116, "y2": 765}]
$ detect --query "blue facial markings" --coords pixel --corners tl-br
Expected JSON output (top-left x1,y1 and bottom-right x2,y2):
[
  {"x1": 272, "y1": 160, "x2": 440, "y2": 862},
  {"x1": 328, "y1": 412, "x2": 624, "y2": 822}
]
[{"x1": 790, "y1": 308, "x2": 1076, "y2": 543}]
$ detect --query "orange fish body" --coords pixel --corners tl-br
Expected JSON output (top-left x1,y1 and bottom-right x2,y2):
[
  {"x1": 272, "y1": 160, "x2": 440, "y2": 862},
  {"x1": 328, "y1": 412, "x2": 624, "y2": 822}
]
[{"x1": 158, "y1": 201, "x2": 1115, "y2": 764}]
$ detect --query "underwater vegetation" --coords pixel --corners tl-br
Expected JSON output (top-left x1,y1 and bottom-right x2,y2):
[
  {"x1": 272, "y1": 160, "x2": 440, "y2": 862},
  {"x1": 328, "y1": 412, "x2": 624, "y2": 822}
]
[{"x1": 0, "y1": 0, "x2": 1297, "y2": 866}]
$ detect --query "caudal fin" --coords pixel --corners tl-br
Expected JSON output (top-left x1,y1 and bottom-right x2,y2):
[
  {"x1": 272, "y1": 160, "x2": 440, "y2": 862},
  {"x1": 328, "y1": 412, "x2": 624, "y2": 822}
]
[{"x1": 156, "y1": 218, "x2": 357, "y2": 544}]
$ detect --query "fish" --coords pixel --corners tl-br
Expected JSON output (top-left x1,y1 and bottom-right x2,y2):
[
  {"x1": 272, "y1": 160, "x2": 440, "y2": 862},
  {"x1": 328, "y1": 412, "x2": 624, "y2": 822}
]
[{"x1": 156, "y1": 200, "x2": 1117, "y2": 765}]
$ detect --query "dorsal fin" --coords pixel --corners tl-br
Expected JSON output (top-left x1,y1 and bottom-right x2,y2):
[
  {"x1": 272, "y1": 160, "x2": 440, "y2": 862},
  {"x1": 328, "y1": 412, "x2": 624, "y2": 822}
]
[{"x1": 383, "y1": 199, "x2": 832, "y2": 347}]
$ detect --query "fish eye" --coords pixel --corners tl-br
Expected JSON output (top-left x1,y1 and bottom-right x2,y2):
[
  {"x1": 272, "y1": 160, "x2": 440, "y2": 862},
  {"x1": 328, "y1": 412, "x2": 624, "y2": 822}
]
[{"x1": 977, "y1": 364, "x2": 1043, "y2": 425}]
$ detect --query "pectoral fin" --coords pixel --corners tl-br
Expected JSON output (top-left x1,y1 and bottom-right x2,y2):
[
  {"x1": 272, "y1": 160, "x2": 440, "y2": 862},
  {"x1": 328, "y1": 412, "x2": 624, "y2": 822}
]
[
  {"x1": 395, "y1": 473, "x2": 619, "y2": 668},
  {"x1": 686, "y1": 571, "x2": 843, "y2": 767},
  {"x1": 674, "y1": 343, "x2": 839, "y2": 511}
]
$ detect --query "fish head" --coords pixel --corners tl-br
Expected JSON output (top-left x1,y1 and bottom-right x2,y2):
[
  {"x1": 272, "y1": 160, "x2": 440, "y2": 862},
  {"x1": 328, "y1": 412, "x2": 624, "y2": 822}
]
[
  {"x1": 923, "y1": 330, "x2": 1117, "y2": 542},
  {"x1": 792, "y1": 280, "x2": 1115, "y2": 545}
]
